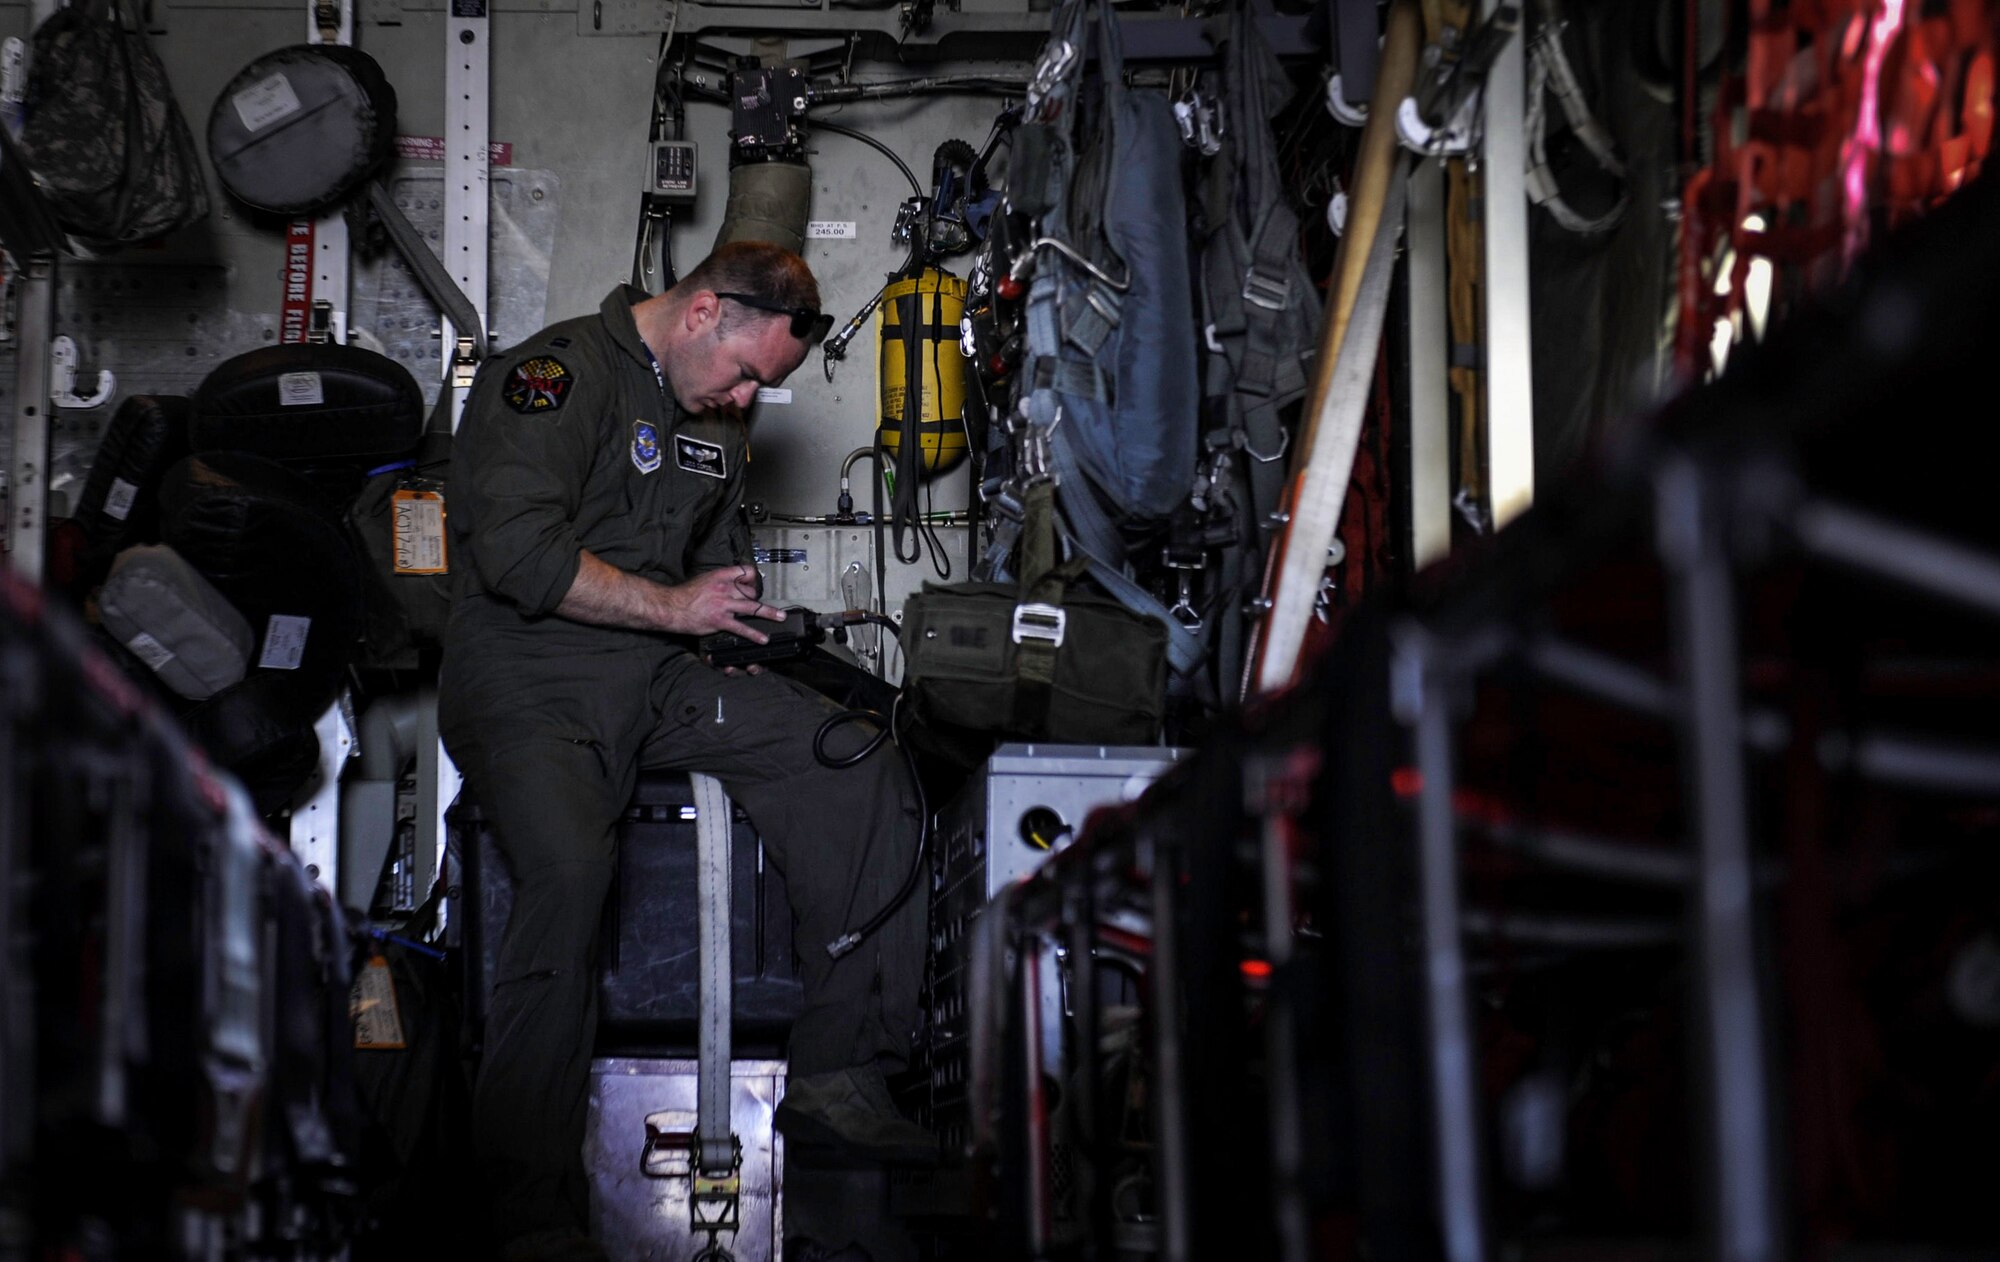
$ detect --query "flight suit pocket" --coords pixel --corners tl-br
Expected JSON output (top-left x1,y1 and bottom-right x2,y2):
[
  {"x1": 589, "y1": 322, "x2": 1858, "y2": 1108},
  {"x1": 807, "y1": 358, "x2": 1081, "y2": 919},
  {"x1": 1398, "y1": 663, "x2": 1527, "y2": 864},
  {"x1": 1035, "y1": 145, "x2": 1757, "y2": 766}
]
[{"x1": 643, "y1": 661, "x2": 807, "y2": 784}]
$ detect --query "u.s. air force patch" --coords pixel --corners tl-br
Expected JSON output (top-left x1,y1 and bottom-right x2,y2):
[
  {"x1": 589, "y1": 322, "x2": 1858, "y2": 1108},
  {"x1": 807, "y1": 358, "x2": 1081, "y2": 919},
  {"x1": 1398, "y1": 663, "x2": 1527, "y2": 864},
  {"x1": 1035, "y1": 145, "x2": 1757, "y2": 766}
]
[
  {"x1": 504, "y1": 356, "x2": 573, "y2": 414},
  {"x1": 631, "y1": 419, "x2": 662, "y2": 474}
]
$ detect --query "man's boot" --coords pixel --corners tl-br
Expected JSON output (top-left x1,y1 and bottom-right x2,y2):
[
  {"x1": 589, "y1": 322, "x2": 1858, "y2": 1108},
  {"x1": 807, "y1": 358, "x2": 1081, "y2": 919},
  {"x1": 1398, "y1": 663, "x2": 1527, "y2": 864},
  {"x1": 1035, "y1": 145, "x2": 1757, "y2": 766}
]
[{"x1": 773, "y1": 1066, "x2": 938, "y2": 1165}]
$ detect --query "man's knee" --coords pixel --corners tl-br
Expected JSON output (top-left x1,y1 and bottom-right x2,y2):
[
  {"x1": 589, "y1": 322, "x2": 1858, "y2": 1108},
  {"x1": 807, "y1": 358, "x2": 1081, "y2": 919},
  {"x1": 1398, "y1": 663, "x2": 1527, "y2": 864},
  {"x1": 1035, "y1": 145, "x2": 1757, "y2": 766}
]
[{"x1": 494, "y1": 857, "x2": 616, "y2": 981}]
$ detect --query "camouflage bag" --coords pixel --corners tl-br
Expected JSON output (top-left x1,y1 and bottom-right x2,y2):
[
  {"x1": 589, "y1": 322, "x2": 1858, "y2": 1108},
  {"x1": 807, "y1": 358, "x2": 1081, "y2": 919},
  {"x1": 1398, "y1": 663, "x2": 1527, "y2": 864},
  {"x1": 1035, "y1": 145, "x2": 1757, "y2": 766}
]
[{"x1": 21, "y1": 0, "x2": 209, "y2": 244}]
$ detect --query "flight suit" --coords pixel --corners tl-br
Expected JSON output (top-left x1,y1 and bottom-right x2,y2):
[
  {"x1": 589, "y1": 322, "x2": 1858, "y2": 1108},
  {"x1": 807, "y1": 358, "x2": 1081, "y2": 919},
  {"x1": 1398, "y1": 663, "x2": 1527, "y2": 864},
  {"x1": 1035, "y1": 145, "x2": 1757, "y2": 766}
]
[{"x1": 440, "y1": 286, "x2": 923, "y2": 1242}]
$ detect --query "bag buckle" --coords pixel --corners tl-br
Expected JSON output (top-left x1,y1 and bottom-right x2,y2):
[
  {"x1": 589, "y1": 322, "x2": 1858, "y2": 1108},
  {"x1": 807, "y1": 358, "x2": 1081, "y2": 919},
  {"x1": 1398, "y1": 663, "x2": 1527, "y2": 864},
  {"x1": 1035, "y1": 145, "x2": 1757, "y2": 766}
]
[
  {"x1": 1012, "y1": 602, "x2": 1068, "y2": 648},
  {"x1": 1242, "y1": 268, "x2": 1290, "y2": 312}
]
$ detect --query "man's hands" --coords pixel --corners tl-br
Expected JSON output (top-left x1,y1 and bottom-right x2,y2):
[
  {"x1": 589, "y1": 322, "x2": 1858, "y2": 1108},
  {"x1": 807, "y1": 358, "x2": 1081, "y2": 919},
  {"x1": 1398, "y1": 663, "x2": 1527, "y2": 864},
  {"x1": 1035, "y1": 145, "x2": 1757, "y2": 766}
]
[
  {"x1": 555, "y1": 552, "x2": 784, "y2": 650},
  {"x1": 666, "y1": 564, "x2": 782, "y2": 643}
]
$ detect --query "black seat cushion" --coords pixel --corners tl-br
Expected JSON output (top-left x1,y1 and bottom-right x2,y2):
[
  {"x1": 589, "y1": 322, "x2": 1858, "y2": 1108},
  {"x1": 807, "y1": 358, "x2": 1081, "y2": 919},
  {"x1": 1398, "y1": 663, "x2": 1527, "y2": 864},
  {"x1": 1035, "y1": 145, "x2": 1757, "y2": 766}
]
[
  {"x1": 193, "y1": 343, "x2": 425, "y2": 499},
  {"x1": 71, "y1": 395, "x2": 192, "y2": 589},
  {"x1": 158, "y1": 452, "x2": 365, "y2": 744},
  {"x1": 180, "y1": 671, "x2": 325, "y2": 817}
]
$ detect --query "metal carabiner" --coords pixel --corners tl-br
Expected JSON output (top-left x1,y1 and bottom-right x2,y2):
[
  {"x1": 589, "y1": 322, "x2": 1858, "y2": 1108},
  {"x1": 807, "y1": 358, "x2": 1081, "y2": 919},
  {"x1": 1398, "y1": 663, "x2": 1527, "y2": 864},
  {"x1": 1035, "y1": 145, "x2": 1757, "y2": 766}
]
[
  {"x1": 1170, "y1": 572, "x2": 1204, "y2": 632},
  {"x1": 1027, "y1": 38, "x2": 1078, "y2": 114}
]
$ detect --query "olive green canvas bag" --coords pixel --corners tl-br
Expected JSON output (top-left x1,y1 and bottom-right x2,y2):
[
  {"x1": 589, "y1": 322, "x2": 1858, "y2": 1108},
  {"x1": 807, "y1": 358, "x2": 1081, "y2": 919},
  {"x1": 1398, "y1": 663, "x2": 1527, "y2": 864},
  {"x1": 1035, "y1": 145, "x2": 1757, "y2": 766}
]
[{"x1": 900, "y1": 482, "x2": 1167, "y2": 744}]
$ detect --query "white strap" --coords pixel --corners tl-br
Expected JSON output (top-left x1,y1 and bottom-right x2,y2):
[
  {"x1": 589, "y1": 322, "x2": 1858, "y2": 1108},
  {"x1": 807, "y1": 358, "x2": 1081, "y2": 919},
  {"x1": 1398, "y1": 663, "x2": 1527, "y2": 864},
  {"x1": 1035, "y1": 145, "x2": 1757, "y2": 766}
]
[
  {"x1": 691, "y1": 772, "x2": 736, "y2": 1175},
  {"x1": 1250, "y1": 165, "x2": 1409, "y2": 697}
]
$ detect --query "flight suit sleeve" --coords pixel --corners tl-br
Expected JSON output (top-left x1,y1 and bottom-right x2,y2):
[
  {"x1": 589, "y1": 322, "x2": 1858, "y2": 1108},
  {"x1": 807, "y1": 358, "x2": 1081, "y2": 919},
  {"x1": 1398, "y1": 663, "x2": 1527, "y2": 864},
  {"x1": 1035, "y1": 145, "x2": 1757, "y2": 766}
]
[
  {"x1": 686, "y1": 438, "x2": 753, "y2": 573},
  {"x1": 452, "y1": 350, "x2": 600, "y2": 616}
]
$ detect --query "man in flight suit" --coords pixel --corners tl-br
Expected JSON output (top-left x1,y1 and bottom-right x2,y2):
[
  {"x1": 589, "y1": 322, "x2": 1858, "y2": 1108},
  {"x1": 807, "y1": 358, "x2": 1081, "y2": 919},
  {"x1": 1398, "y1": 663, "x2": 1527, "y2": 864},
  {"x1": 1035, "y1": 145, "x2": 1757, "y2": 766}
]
[{"x1": 441, "y1": 242, "x2": 930, "y2": 1261}]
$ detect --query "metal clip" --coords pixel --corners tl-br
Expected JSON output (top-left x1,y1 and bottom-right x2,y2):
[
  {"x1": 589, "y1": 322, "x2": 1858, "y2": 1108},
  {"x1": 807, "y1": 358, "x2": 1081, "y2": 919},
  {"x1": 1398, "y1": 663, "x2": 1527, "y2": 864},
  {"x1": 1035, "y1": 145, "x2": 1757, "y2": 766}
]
[
  {"x1": 1169, "y1": 573, "x2": 1203, "y2": 632},
  {"x1": 692, "y1": 1166, "x2": 743, "y2": 1232},
  {"x1": 1012, "y1": 602, "x2": 1067, "y2": 648},
  {"x1": 1027, "y1": 38, "x2": 1077, "y2": 114},
  {"x1": 451, "y1": 336, "x2": 479, "y2": 389},
  {"x1": 1312, "y1": 573, "x2": 1338, "y2": 623},
  {"x1": 305, "y1": 298, "x2": 334, "y2": 345},
  {"x1": 1242, "y1": 268, "x2": 1290, "y2": 312},
  {"x1": 50, "y1": 336, "x2": 113, "y2": 409},
  {"x1": 1244, "y1": 425, "x2": 1291, "y2": 465},
  {"x1": 1325, "y1": 73, "x2": 1370, "y2": 127},
  {"x1": 1016, "y1": 417, "x2": 1056, "y2": 487},
  {"x1": 1171, "y1": 90, "x2": 1224, "y2": 156},
  {"x1": 1195, "y1": 94, "x2": 1224, "y2": 157},
  {"x1": 1452, "y1": 486, "x2": 1491, "y2": 534}
]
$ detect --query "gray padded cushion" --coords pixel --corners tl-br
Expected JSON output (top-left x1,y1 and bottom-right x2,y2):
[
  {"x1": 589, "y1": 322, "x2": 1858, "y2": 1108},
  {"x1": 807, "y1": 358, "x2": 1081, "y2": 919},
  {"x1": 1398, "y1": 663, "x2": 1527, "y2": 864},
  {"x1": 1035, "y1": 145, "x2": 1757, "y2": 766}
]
[
  {"x1": 206, "y1": 44, "x2": 396, "y2": 216},
  {"x1": 99, "y1": 545, "x2": 254, "y2": 700}
]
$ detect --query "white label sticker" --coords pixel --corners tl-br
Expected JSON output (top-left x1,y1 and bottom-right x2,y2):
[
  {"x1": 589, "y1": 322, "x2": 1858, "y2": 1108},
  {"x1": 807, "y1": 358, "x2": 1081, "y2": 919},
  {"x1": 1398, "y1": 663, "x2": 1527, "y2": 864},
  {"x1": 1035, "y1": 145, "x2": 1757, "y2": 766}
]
[
  {"x1": 807, "y1": 221, "x2": 857, "y2": 240},
  {"x1": 103, "y1": 477, "x2": 140, "y2": 522},
  {"x1": 258, "y1": 614, "x2": 312, "y2": 670},
  {"x1": 125, "y1": 631, "x2": 176, "y2": 672},
  {"x1": 392, "y1": 490, "x2": 449, "y2": 574},
  {"x1": 278, "y1": 371, "x2": 324, "y2": 407},
  {"x1": 754, "y1": 387, "x2": 793, "y2": 405},
  {"x1": 232, "y1": 71, "x2": 303, "y2": 133}
]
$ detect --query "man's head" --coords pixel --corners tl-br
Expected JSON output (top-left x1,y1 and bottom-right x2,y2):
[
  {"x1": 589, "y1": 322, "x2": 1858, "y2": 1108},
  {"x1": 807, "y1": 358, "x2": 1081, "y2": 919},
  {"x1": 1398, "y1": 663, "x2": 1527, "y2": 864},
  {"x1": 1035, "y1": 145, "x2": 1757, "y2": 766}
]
[{"x1": 638, "y1": 242, "x2": 826, "y2": 415}]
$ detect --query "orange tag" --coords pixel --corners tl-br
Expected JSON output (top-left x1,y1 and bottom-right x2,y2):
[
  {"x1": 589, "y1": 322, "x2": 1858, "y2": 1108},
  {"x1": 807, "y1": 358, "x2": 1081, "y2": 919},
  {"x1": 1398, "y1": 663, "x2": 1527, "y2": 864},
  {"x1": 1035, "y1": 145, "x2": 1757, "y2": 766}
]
[
  {"x1": 351, "y1": 954, "x2": 407, "y2": 1049},
  {"x1": 392, "y1": 488, "x2": 448, "y2": 575}
]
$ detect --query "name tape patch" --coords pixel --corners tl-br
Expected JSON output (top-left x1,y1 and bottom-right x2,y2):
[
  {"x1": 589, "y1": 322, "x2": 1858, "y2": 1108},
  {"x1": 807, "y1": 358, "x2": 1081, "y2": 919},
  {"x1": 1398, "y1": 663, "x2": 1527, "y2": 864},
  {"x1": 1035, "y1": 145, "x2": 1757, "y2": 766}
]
[{"x1": 675, "y1": 434, "x2": 726, "y2": 480}]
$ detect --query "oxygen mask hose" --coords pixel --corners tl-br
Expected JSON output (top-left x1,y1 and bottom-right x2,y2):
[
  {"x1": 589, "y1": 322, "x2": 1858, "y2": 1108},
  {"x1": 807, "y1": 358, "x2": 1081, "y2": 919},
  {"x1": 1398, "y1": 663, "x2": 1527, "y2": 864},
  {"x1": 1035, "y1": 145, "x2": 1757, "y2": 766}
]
[{"x1": 809, "y1": 675, "x2": 933, "y2": 963}]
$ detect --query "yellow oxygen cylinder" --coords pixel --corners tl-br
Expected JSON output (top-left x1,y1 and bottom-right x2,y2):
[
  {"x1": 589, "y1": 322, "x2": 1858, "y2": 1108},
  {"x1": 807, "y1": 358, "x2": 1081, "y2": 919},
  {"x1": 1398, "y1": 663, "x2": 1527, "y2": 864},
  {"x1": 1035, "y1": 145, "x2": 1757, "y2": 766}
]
[{"x1": 878, "y1": 268, "x2": 970, "y2": 480}]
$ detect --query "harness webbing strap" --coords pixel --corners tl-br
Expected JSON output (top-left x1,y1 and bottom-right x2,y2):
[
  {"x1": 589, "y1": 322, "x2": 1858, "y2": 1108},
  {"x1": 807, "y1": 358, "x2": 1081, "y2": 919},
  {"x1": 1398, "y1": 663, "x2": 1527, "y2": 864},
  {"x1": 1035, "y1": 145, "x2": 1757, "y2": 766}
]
[{"x1": 692, "y1": 772, "x2": 736, "y2": 1176}]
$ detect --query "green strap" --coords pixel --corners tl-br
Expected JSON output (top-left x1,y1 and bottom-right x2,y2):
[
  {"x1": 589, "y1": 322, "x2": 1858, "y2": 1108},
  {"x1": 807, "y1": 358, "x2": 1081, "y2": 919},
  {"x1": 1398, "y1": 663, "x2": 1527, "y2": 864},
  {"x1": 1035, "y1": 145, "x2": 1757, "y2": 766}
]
[{"x1": 1011, "y1": 482, "x2": 1082, "y2": 731}]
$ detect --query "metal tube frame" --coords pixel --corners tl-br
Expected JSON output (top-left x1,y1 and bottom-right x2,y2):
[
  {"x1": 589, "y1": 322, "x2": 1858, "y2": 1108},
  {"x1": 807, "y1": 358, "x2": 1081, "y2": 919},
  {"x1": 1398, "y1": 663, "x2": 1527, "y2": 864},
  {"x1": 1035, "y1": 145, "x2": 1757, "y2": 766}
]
[
  {"x1": 1061, "y1": 875, "x2": 1111, "y2": 1251},
  {"x1": 1247, "y1": 759, "x2": 1310, "y2": 1262},
  {"x1": 1792, "y1": 497, "x2": 2000, "y2": 621},
  {"x1": 1657, "y1": 457, "x2": 1781, "y2": 1262},
  {"x1": 1146, "y1": 842, "x2": 1192, "y2": 1262},
  {"x1": 1021, "y1": 930, "x2": 1051, "y2": 1255},
  {"x1": 1392, "y1": 630, "x2": 1489, "y2": 1262},
  {"x1": 0, "y1": 639, "x2": 30, "y2": 1183}
]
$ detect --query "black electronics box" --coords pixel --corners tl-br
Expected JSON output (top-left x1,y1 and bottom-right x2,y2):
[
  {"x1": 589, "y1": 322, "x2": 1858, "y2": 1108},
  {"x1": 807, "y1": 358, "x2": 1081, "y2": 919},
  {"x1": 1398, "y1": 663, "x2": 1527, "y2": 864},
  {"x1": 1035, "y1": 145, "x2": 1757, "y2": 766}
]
[
  {"x1": 455, "y1": 770, "x2": 804, "y2": 1056},
  {"x1": 697, "y1": 608, "x2": 815, "y2": 669}
]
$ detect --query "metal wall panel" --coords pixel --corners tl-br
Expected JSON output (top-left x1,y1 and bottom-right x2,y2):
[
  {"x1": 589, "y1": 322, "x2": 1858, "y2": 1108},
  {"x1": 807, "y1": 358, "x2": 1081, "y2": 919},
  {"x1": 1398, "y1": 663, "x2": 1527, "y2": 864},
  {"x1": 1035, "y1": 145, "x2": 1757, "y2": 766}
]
[{"x1": 0, "y1": 0, "x2": 1031, "y2": 553}]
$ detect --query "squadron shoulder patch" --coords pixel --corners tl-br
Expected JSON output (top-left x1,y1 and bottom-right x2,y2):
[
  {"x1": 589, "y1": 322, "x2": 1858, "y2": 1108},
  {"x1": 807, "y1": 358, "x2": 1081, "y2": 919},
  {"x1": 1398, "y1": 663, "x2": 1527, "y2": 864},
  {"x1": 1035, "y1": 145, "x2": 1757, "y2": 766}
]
[
  {"x1": 631, "y1": 419, "x2": 663, "y2": 474},
  {"x1": 504, "y1": 356, "x2": 574, "y2": 414}
]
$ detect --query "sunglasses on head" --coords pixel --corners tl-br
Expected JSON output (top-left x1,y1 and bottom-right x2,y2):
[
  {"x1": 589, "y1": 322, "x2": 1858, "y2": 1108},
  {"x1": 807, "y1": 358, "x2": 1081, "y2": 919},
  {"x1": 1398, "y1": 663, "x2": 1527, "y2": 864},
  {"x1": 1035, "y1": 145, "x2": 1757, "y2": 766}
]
[{"x1": 715, "y1": 292, "x2": 834, "y2": 343}]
